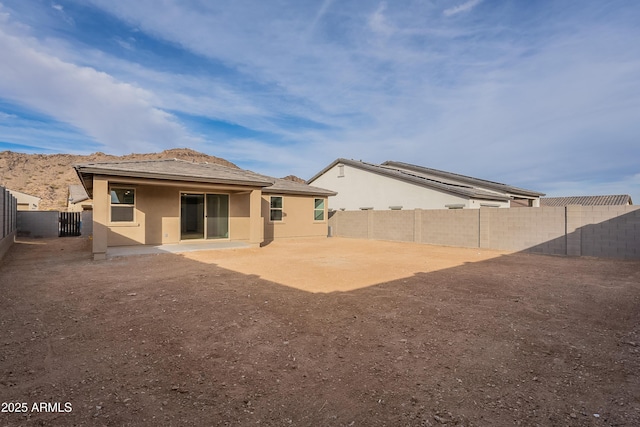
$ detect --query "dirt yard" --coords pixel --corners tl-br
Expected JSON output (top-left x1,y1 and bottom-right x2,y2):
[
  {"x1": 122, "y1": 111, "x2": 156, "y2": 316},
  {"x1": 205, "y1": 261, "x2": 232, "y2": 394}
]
[{"x1": 0, "y1": 237, "x2": 638, "y2": 426}]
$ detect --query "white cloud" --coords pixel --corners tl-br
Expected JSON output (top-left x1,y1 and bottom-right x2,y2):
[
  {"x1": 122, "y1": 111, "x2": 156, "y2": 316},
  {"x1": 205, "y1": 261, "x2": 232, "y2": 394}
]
[
  {"x1": 0, "y1": 0, "x2": 638, "y2": 200},
  {"x1": 114, "y1": 37, "x2": 135, "y2": 51},
  {"x1": 443, "y1": 0, "x2": 482, "y2": 17},
  {"x1": 307, "y1": 0, "x2": 334, "y2": 36},
  {"x1": 368, "y1": 2, "x2": 393, "y2": 36},
  {"x1": 0, "y1": 15, "x2": 200, "y2": 153},
  {"x1": 0, "y1": 111, "x2": 18, "y2": 120},
  {"x1": 50, "y1": 2, "x2": 74, "y2": 25}
]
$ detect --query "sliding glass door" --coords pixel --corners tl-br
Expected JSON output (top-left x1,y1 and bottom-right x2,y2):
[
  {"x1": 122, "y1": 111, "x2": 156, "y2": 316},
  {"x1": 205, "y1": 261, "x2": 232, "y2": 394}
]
[
  {"x1": 180, "y1": 194, "x2": 204, "y2": 240},
  {"x1": 206, "y1": 194, "x2": 229, "y2": 239},
  {"x1": 181, "y1": 193, "x2": 229, "y2": 240}
]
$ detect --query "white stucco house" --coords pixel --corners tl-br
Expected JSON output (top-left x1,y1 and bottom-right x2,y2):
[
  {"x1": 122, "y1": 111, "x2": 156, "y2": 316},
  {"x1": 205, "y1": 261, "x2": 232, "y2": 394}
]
[{"x1": 307, "y1": 159, "x2": 544, "y2": 211}]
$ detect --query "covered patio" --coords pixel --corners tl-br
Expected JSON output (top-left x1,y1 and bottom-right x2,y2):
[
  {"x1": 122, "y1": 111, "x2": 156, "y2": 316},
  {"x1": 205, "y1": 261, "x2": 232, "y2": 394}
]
[{"x1": 106, "y1": 240, "x2": 251, "y2": 258}]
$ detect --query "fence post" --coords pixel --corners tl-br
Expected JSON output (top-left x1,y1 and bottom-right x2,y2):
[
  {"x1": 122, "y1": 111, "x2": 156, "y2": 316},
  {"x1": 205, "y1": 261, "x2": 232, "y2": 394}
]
[
  {"x1": 414, "y1": 209, "x2": 422, "y2": 243},
  {"x1": 1, "y1": 188, "x2": 5, "y2": 239},
  {"x1": 367, "y1": 210, "x2": 373, "y2": 240},
  {"x1": 565, "y1": 205, "x2": 582, "y2": 256},
  {"x1": 334, "y1": 211, "x2": 339, "y2": 236},
  {"x1": 479, "y1": 208, "x2": 490, "y2": 248}
]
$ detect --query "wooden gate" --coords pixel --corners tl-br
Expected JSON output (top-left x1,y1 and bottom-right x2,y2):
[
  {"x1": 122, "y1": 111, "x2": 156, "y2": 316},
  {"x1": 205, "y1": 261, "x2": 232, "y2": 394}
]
[{"x1": 59, "y1": 212, "x2": 81, "y2": 237}]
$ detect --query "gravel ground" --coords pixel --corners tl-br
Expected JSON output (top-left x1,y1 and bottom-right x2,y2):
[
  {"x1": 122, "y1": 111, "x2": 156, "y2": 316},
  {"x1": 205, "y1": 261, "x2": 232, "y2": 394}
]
[{"x1": 0, "y1": 237, "x2": 639, "y2": 426}]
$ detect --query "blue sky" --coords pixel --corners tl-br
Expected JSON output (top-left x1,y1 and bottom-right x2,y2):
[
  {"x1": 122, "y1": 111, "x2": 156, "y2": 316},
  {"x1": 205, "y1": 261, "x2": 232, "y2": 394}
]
[{"x1": 0, "y1": 0, "x2": 639, "y2": 201}]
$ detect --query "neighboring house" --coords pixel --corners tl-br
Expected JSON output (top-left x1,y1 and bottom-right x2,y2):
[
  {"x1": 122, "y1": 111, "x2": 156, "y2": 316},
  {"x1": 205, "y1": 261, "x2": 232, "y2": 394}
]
[
  {"x1": 307, "y1": 159, "x2": 544, "y2": 211},
  {"x1": 67, "y1": 184, "x2": 93, "y2": 212},
  {"x1": 7, "y1": 189, "x2": 41, "y2": 211},
  {"x1": 541, "y1": 195, "x2": 633, "y2": 207},
  {"x1": 74, "y1": 159, "x2": 336, "y2": 260}
]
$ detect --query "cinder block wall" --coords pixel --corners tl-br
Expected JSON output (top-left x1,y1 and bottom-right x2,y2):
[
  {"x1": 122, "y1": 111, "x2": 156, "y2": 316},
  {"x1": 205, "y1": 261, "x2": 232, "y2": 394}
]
[
  {"x1": 81, "y1": 211, "x2": 93, "y2": 237},
  {"x1": 1, "y1": 188, "x2": 6, "y2": 239},
  {"x1": 0, "y1": 186, "x2": 18, "y2": 261},
  {"x1": 331, "y1": 210, "x2": 369, "y2": 239},
  {"x1": 328, "y1": 206, "x2": 640, "y2": 259},
  {"x1": 2, "y1": 187, "x2": 18, "y2": 238},
  {"x1": 421, "y1": 209, "x2": 479, "y2": 248},
  {"x1": 580, "y1": 206, "x2": 640, "y2": 258},
  {"x1": 17, "y1": 211, "x2": 59, "y2": 238},
  {"x1": 371, "y1": 210, "x2": 415, "y2": 242},
  {"x1": 483, "y1": 207, "x2": 566, "y2": 254}
]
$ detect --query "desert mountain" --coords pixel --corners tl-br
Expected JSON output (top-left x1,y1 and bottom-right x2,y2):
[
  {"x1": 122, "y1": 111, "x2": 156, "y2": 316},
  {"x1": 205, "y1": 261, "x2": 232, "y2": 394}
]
[
  {"x1": 281, "y1": 175, "x2": 306, "y2": 184},
  {"x1": 0, "y1": 148, "x2": 238, "y2": 210}
]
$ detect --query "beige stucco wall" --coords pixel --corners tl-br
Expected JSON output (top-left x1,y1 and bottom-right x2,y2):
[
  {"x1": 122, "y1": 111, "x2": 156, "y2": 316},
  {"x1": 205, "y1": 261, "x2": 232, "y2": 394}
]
[
  {"x1": 68, "y1": 200, "x2": 93, "y2": 212},
  {"x1": 8, "y1": 190, "x2": 40, "y2": 211},
  {"x1": 262, "y1": 194, "x2": 329, "y2": 241},
  {"x1": 107, "y1": 184, "x2": 175, "y2": 246},
  {"x1": 90, "y1": 175, "x2": 327, "y2": 258},
  {"x1": 229, "y1": 192, "x2": 251, "y2": 241},
  {"x1": 104, "y1": 183, "x2": 258, "y2": 247}
]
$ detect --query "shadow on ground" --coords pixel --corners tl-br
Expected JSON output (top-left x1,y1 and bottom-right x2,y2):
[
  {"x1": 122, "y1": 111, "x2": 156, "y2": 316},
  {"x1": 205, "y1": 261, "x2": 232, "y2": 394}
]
[{"x1": 0, "y1": 237, "x2": 638, "y2": 426}]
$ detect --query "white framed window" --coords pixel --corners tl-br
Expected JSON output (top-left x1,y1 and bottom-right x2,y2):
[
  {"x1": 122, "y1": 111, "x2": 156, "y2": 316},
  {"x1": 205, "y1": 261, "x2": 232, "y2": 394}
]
[
  {"x1": 270, "y1": 196, "x2": 283, "y2": 221},
  {"x1": 110, "y1": 188, "x2": 135, "y2": 222},
  {"x1": 314, "y1": 198, "x2": 325, "y2": 221}
]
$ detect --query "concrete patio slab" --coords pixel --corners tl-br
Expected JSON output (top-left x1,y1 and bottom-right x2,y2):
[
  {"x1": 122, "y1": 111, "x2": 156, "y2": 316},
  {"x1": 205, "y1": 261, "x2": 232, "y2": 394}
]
[{"x1": 107, "y1": 240, "x2": 251, "y2": 258}]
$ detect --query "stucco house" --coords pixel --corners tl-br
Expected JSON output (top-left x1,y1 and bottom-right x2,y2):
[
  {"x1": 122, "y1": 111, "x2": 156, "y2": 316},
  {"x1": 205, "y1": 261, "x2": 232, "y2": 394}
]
[
  {"x1": 74, "y1": 159, "x2": 336, "y2": 260},
  {"x1": 307, "y1": 159, "x2": 544, "y2": 211},
  {"x1": 67, "y1": 184, "x2": 93, "y2": 212},
  {"x1": 7, "y1": 189, "x2": 41, "y2": 211}
]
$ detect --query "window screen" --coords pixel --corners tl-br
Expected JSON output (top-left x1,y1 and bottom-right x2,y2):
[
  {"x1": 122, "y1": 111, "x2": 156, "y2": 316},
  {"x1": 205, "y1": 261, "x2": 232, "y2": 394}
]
[
  {"x1": 270, "y1": 196, "x2": 283, "y2": 221},
  {"x1": 314, "y1": 198, "x2": 325, "y2": 221},
  {"x1": 110, "y1": 188, "x2": 135, "y2": 222}
]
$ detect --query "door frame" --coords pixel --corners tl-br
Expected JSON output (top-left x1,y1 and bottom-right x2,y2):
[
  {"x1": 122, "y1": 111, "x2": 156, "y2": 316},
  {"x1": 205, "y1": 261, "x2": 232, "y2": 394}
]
[{"x1": 179, "y1": 192, "x2": 230, "y2": 241}]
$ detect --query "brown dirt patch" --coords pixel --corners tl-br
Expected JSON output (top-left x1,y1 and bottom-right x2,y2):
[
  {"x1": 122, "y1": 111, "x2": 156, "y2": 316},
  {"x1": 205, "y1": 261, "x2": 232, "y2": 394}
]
[
  {"x1": 0, "y1": 237, "x2": 639, "y2": 426},
  {"x1": 185, "y1": 238, "x2": 510, "y2": 293}
]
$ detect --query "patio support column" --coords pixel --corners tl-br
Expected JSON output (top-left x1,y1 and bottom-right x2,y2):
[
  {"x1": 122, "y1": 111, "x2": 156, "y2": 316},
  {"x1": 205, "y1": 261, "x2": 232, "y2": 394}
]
[
  {"x1": 248, "y1": 189, "x2": 263, "y2": 246},
  {"x1": 92, "y1": 177, "x2": 108, "y2": 260}
]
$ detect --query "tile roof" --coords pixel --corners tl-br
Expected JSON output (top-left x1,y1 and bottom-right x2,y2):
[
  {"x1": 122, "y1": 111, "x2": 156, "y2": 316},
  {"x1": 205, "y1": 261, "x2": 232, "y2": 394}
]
[
  {"x1": 7, "y1": 189, "x2": 41, "y2": 202},
  {"x1": 540, "y1": 195, "x2": 632, "y2": 207},
  {"x1": 75, "y1": 158, "x2": 273, "y2": 187},
  {"x1": 74, "y1": 159, "x2": 336, "y2": 197},
  {"x1": 382, "y1": 161, "x2": 545, "y2": 198},
  {"x1": 262, "y1": 177, "x2": 336, "y2": 196},
  {"x1": 308, "y1": 158, "x2": 544, "y2": 202},
  {"x1": 68, "y1": 184, "x2": 90, "y2": 204}
]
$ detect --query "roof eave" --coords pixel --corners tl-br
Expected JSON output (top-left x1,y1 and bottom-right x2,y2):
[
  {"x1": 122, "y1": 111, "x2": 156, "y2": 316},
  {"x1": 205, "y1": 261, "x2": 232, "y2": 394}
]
[
  {"x1": 74, "y1": 166, "x2": 273, "y2": 188},
  {"x1": 384, "y1": 160, "x2": 545, "y2": 197},
  {"x1": 73, "y1": 166, "x2": 94, "y2": 198},
  {"x1": 473, "y1": 195, "x2": 511, "y2": 202},
  {"x1": 262, "y1": 188, "x2": 337, "y2": 196},
  {"x1": 323, "y1": 159, "x2": 507, "y2": 200},
  {"x1": 70, "y1": 195, "x2": 90, "y2": 204},
  {"x1": 507, "y1": 189, "x2": 546, "y2": 198},
  {"x1": 306, "y1": 158, "x2": 349, "y2": 184}
]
